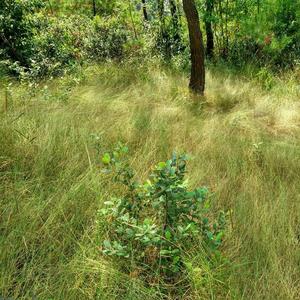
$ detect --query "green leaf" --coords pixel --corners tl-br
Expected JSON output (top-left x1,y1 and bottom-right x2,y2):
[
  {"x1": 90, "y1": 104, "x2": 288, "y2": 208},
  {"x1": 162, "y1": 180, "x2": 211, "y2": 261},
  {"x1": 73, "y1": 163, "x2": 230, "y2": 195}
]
[
  {"x1": 143, "y1": 218, "x2": 151, "y2": 225},
  {"x1": 206, "y1": 232, "x2": 213, "y2": 240},
  {"x1": 103, "y1": 240, "x2": 111, "y2": 248},
  {"x1": 216, "y1": 231, "x2": 224, "y2": 242},
  {"x1": 122, "y1": 146, "x2": 129, "y2": 153},
  {"x1": 173, "y1": 256, "x2": 181, "y2": 265},
  {"x1": 160, "y1": 249, "x2": 171, "y2": 256},
  {"x1": 165, "y1": 230, "x2": 172, "y2": 240},
  {"x1": 102, "y1": 153, "x2": 111, "y2": 165},
  {"x1": 157, "y1": 162, "x2": 166, "y2": 169}
]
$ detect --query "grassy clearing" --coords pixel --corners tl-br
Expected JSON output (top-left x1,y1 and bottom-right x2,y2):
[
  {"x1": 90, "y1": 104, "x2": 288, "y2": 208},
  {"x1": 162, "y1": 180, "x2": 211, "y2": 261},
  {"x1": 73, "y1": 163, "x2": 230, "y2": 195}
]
[{"x1": 1, "y1": 63, "x2": 300, "y2": 299}]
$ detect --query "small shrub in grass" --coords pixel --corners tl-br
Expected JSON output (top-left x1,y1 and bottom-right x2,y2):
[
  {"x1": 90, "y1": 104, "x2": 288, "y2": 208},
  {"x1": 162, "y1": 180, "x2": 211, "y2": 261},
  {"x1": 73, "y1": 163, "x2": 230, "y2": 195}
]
[{"x1": 99, "y1": 143, "x2": 226, "y2": 284}]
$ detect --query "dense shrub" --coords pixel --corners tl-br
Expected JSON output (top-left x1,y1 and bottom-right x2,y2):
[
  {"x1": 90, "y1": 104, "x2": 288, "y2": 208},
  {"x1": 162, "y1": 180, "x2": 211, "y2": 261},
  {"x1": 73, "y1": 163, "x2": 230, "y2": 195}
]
[
  {"x1": 0, "y1": 0, "x2": 43, "y2": 67},
  {"x1": 25, "y1": 15, "x2": 92, "y2": 78},
  {"x1": 270, "y1": 0, "x2": 300, "y2": 67},
  {"x1": 197, "y1": 0, "x2": 300, "y2": 69},
  {"x1": 0, "y1": 4, "x2": 129, "y2": 79},
  {"x1": 0, "y1": 0, "x2": 89, "y2": 78},
  {"x1": 88, "y1": 16, "x2": 128, "y2": 61}
]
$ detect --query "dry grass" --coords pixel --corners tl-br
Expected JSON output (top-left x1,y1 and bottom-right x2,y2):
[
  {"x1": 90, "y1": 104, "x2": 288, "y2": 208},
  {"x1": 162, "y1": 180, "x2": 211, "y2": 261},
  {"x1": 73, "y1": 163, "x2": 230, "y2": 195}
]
[{"x1": 1, "y1": 62, "x2": 300, "y2": 299}]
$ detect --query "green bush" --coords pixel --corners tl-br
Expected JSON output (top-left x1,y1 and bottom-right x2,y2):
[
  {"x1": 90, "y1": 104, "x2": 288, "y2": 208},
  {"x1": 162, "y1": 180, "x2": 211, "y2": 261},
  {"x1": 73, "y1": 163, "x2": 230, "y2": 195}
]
[
  {"x1": 25, "y1": 15, "x2": 92, "y2": 78},
  {"x1": 0, "y1": 0, "x2": 43, "y2": 67},
  {"x1": 99, "y1": 143, "x2": 226, "y2": 283},
  {"x1": 88, "y1": 16, "x2": 128, "y2": 61},
  {"x1": 0, "y1": 2, "x2": 91, "y2": 78},
  {"x1": 0, "y1": 5, "x2": 129, "y2": 79},
  {"x1": 270, "y1": 0, "x2": 300, "y2": 67}
]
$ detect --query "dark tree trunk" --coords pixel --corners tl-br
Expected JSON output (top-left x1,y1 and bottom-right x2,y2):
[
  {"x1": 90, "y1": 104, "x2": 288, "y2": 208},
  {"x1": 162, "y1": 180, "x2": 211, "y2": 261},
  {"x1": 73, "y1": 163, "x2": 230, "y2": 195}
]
[
  {"x1": 157, "y1": 0, "x2": 165, "y2": 28},
  {"x1": 92, "y1": 0, "x2": 96, "y2": 16},
  {"x1": 157, "y1": 0, "x2": 171, "y2": 59},
  {"x1": 141, "y1": 0, "x2": 148, "y2": 21},
  {"x1": 205, "y1": 0, "x2": 214, "y2": 58},
  {"x1": 169, "y1": 0, "x2": 180, "y2": 43},
  {"x1": 157, "y1": 0, "x2": 165, "y2": 34},
  {"x1": 182, "y1": 0, "x2": 205, "y2": 94}
]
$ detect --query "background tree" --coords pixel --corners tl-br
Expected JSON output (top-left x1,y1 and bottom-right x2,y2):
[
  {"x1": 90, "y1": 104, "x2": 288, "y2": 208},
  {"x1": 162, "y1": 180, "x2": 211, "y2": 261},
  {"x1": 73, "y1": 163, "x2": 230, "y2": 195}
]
[
  {"x1": 205, "y1": 0, "x2": 214, "y2": 58},
  {"x1": 183, "y1": 0, "x2": 205, "y2": 94},
  {"x1": 141, "y1": 0, "x2": 149, "y2": 21},
  {"x1": 169, "y1": 0, "x2": 181, "y2": 44},
  {"x1": 92, "y1": 0, "x2": 96, "y2": 16},
  {"x1": 157, "y1": 0, "x2": 172, "y2": 58}
]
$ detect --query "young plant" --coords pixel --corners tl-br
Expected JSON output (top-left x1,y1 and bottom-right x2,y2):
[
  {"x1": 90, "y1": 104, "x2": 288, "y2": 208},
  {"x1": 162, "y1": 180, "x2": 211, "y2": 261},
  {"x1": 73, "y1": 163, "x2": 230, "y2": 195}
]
[{"x1": 99, "y1": 143, "x2": 226, "y2": 281}]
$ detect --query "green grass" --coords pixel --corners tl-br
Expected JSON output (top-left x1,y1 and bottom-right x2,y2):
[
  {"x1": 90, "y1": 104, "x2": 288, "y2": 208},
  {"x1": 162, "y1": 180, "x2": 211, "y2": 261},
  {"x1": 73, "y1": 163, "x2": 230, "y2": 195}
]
[{"x1": 1, "y1": 62, "x2": 300, "y2": 299}]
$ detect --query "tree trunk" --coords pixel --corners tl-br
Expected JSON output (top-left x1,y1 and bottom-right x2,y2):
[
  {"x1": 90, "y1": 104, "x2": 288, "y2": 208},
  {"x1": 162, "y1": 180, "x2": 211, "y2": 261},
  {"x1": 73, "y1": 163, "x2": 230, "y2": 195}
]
[
  {"x1": 169, "y1": 0, "x2": 180, "y2": 43},
  {"x1": 128, "y1": 0, "x2": 138, "y2": 39},
  {"x1": 157, "y1": 0, "x2": 171, "y2": 59},
  {"x1": 205, "y1": 0, "x2": 214, "y2": 58},
  {"x1": 92, "y1": 0, "x2": 96, "y2": 16},
  {"x1": 182, "y1": 0, "x2": 205, "y2": 94},
  {"x1": 157, "y1": 0, "x2": 164, "y2": 22},
  {"x1": 141, "y1": 0, "x2": 148, "y2": 21}
]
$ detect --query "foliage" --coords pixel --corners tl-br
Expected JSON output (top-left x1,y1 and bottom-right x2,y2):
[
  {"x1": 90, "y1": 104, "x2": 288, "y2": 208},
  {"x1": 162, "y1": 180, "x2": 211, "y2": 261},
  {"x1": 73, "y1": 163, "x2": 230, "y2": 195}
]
[
  {"x1": 0, "y1": 1, "x2": 131, "y2": 79},
  {"x1": 99, "y1": 143, "x2": 226, "y2": 281},
  {"x1": 0, "y1": 1, "x2": 89, "y2": 78},
  {"x1": 270, "y1": 0, "x2": 300, "y2": 67},
  {"x1": 197, "y1": 0, "x2": 300, "y2": 68},
  {"x1": 0, "y1": 0, "x2": 44, "y2": 66},
  {"x1": 24, "y1": 14, "x2": 92, "y2": 79},
  {"x1": 2, "y1": 0, "x2": 300, "y2": 80},
  {"x1": 89, "y1": 16, "x2": 128, "y2": 61}
]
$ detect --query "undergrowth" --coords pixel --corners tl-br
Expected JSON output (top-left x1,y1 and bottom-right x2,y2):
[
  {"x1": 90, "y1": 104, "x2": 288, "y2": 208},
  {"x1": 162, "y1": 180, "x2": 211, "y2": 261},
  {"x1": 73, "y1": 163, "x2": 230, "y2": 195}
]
[{"x1": 99, "y1": 143, "x2": 226, "y2": 292}]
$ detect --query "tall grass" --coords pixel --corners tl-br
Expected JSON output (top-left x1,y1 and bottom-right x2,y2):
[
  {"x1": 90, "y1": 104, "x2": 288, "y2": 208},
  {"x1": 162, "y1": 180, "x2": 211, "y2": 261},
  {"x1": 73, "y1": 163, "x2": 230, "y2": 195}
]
[{"x1": 1, "y1": 62, "x2": 300, "y2": 299}]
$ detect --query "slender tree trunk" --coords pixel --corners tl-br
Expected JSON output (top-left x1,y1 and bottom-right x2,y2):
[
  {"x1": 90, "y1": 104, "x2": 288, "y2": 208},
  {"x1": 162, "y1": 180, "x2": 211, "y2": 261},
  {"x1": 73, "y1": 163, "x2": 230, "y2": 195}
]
[
  {"x1": 92, "y1": 0, "x2": 96, "y2": 16},
  {"x1": 205, "y1": 0, "x2": 214, "y2": 58},
  {"x1": 157, "y1": 0, "x2": 165, "y2": 34},
  {"x1": 169, "y1": 0, "x2": 180, "y2": 43},
  {"x1": 216, "y1": 0, "x2": 225, "y2": 58},
  {"x1": 224, "y1": 0, "x2": 229, "y2": 58},
  {"x1": 182, "y1": 0, "x2": 205, "y2": 94},
  {"x1": 128, "y1": 0, "x2": 138, "y2": 39},
  {"x1": 157, "y1": 0, "x2": 171, "y2": 59},
  {"x1": 157, "y1": 0, "x2": 164, "y2": 23},
  {"x1": 141, "y1": 0, "x2": 148, "y2": 21}
]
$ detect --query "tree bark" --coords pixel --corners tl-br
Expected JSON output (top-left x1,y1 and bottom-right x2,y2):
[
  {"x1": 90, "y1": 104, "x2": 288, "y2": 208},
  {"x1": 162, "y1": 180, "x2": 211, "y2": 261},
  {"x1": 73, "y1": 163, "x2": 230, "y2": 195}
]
[
  {"x1": 141, "y1": 0, "x2": 148, "y2": 21},
  {"x1": 157, "y1": 0, "x2": 171, "y2": 59},
  {"x1": 182, "y1": 0, "x2": 205, "y2": 94},
  {"x1": 92, "y1": 0, "x2": 96, "y2": 16},
  {"x1": 205, "y1": 0, "x2": 214, "y2": 58},
  {"x1": 157, "y1": 0, "x2": 164, "y2": 22},
  {"x1": 169, "y1": 0, "x2": 180, "y2": 43}
]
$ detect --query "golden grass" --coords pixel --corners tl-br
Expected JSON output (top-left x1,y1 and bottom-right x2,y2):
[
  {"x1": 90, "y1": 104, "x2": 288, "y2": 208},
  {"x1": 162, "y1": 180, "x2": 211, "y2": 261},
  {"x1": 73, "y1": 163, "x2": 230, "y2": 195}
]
[{"x1": 0, "y1": 62, "x2": 300, "y2": 299}]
